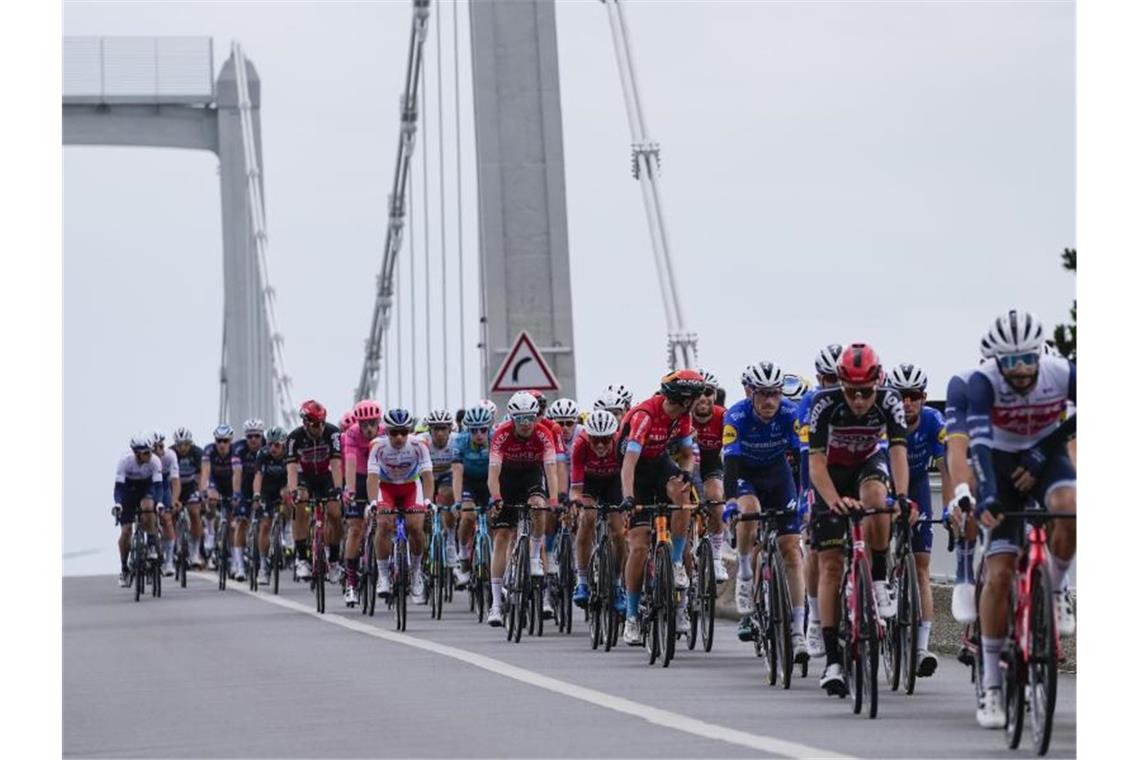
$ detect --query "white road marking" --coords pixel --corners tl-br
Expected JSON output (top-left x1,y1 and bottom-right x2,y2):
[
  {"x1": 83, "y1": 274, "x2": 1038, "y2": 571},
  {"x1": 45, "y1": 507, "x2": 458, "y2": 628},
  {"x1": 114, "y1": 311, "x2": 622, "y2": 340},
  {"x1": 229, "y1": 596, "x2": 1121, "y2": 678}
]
[{"x1": 192, "y1": 572, "x2": 852, "y2": 759}]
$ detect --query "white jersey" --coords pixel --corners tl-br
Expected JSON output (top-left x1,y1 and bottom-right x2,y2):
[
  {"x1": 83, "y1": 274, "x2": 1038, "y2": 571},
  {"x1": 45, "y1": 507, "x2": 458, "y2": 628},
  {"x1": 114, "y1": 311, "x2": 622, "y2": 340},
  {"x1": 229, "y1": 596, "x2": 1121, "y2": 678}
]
[
  {"x1": 969, "y1": 355, "x2": 1075, "y2": 452},
  {"x1": 418, "y1": 432, "x2": 457, "y2": 476},
  {"x1": 158, "y1": 449, "x2": 179, "y2": 480},
  {"x1": 115, "y1": 453, "x2": 164, "y2": 484},
  {"x1": 368, "y1": 436, "x2": 433, "y2": 484}
]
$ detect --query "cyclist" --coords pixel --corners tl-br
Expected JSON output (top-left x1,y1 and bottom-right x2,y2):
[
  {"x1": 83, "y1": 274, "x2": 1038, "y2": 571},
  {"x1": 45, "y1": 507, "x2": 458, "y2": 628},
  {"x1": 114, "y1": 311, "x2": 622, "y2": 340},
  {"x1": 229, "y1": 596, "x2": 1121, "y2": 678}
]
[
  {"x1": 229, "y1": 419, "x2": 265, "y2": 582},
  {"x1": 171, "y1": 427, "x2": 205, "y2": 568},
  {"x1": 595, "y1": 390, "x2": 626, "y2": 423},
  {"x1": 721, "y1": 362, "x2": 808, "y2": 664},
  {"x1": 420, "y1": 409, "x2": 460, "y2": 583},
  {"x1": 486, "y1": 392, "x2": 560, "y2": 627},
  {"x1": 528, "y1": 390, "x2": 569, "y2": 616},
  {"x1": 691, "y1": 369, "x2": 728, "y2": 581},
  {"x1": 113, "y1": 434, "x2": 166, "y2": 587},
  {"x1": 341, "y1": 400, "x2": 382, "y2": 606},
  {"x1": 782, "y1": 374, "x2": 810, "y2": 404},
  {"x1": 797, "y1": 343, "x2": 843, "y2": 658},
  {"x1": 808, "y1": 343, "x2": 910, "y2": 696},
  {"x1": 452, "y1": 404, "x2": 494, "y2": 588},
  {"x1": 367, "y1": 408, "x2": 434, "y2": 604},
  {"x1": 571, "y1": 410, "x2": 626, "y2": 611},
  {"x1": 285, "y1": 400, "x2": 344, "y2": 582},
  {"x1": 252, "y1": 426, "x2": 291, "y2": 585},
  {"x1": 607, "y1": 383, "x2": 634, "y2": 414},
  {"x1": 548, "y1": 397, "x2": 582, "y2": 450},
  {"x1": 198, "y1": 424, "x2": 237, "y2": 571},
  {"x1": 151, "y1": 432, "x2": 181, "y2": 577},
  {"x1": 966, "y1": 310, "x2": 1076, "y2": 728},
  {"x1": 547, "y1": 397, "x2": 581, "y2": 600},
  {"x1": 619, "y1": 369, "x2": 702, "y2": 645},
  {"x1": 886, "y1": 363, "x2": 948, "y2": 677}
]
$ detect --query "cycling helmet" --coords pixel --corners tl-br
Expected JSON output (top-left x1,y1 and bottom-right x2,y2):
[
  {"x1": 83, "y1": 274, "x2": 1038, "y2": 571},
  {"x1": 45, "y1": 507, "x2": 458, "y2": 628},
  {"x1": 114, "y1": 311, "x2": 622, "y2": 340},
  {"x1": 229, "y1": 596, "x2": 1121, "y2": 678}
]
[
  {"x1": 353, "y1": 399, "x2": 382, "y2": 422},
  {"x1": 151, "y1": 431, "x2": 166, "y2": 447},
  {"x1": 698, "y1": 368, "x2": 720, "y2": 390},
  {"x1": 606, "y1": 383, "x2": 633, "y2": 409},
  {"x1": 425, "y1": 408, "x2": 455, "y2": 427},
  {"x1": 815, "y1": 343, "x2": 844, "y2": 376},
  {"x1": 594, "y1": 390, "x2": 624, "y2": 416},
  {"x1": 548, "y1": 398, "x2": 579, "y2": 422},
  {"x1": 130, "y1": 433, "x2": 153, "y2": 452},
  {"x1": 507, "y1": 391, "x2": 541, "y2": 418},
  {"x1": 742, "y1": 361, "x2": 784, "y2": 391},
  {"x1": 781, "y1": 373, "x2": 811, "y2": 402},
  {"x1": 887, "y1": 363, "x2": 928, "y2": 391},
  {"x1": 213, "y1": 424, "x2": 235, "y2": 441},
  {"x1": 266, "y1": 426, "x2": 287, "y2": 444},
  {"x1": 837, "y1": 343, "x2": 881, "y2": 385},
  {"x1": 340, "y1": 411, "x2": 355, "y2": 430},
  {"x1": 383, "y1": 408, "x2": 414, "y2": 430},
  {"x1": 526, "y1": 390, "x2": 548, "y2": 412},
  {"x1": 172, "y1": 427, "x2": 194, "y2": 444},
  {"x1": 299, "y1": 399, "x2": 327, "y2": 424},
  {"x1": 984, "y1": 309, "x2": 1045, "y2": 356},
  {"x1": 584, "y1": 409, "x2": 619, "y2": 437},
  {"x1": 659, "y1": 369, "x2": 705, "y2": 401},
  {"x1": 463, "y1": 405, "x2": 494, "y2": 429},
  {"x1": 243, "y1": 418, "x2": 265, "y2": 435}
]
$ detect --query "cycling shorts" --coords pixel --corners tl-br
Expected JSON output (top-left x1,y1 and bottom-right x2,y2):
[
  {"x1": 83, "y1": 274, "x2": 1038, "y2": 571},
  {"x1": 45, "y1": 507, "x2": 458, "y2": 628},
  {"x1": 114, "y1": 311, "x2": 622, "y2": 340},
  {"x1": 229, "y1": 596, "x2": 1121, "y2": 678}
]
[
  {"x1": 735, "y1": 460, "x2": 800, "y2": 536},
  {"x1": 983, "y1": 448, "x2": 1076, "y2": 557},
  {"x1": 378, "y1": 480, "x2": 426, "y2": 513},
  {"x1": 345, "y1": 473, "x2": 369, "y2": 520},
  {"x1": 208, "y1": 479, "x2": 234, "y2": 500},
  {"x1": 298, "y1": 470, "x2": 337, "y2": 500},
  {"x1": 462, "y1": 475, "x2": 491, "y2": 508},
  {"x1": 810, "y1": 450, "x2": 890, "y2": 551},
  {"x1": 119, "y1": 480, "x2": 155, "y2": 525},
  {"x1": 493, "y1": 466, "x2": 546, "y2": 529},
  {"x1": 906, "y1": 473, "x2": 934, "y2": 554},
  {"x1": 698, "y1": 451, "x2": 724, "y2": 483},
  {"x1": 582, "y1": 473, "x2": 623, "y2": 506},
  {"x1": 629, "y1": 455, "x2": 686, "y2": 528}
]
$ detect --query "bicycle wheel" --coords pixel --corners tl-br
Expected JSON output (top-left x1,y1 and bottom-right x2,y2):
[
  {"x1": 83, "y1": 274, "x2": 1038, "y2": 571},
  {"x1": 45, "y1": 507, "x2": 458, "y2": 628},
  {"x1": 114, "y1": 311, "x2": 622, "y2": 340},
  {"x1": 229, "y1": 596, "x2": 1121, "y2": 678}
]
[
  {"x1": 754, "y1": 571, "x2": 776, "y2": 684},
  {"x1": 698, "y1": 538, "x2": 715, "y2": 652},
  {"x1": 1028, "y1": 565, "x2": 1057, "y2": 756},
  {"x1": 152, "y1": 556, "x2": 162, "y2": 598},
  {"x1": 901, "y1": 552, "x2": 920, "y2": 695},
  {"x1": 272, "y1": 537, "x2": 282, "y2": 596},
  {"x1": 364, "y1": 558, "x2": 377, "y2": 617},
  {"x1": 314, "y1": 551, "x2": 326, "y2": 615},
  {"x1": 178, "y1": 531, "x2": 189, "y2": 589},
  {"x1": 395, "y1": 544, "x2": 409, "y2": 631},
  {"x1": 857, "y1": 559, "x2": 879, "y2": 719},
  {"x1": 533, "y1": 577, "x2": 545, "y2": 637},
  {"x1": 589, "y1": 547, "x2": 604, "y2": 650},
  {"x1": 654, "y1": 544, "x2": 675, "y2": 667},
  {"x1": 643, "y1": 556, "x2": 658, "y2": 665},
  {"x1": 1005, "y1": 643, "x2": 1025, "y2": 749},
  {"x1": 685, "y1": 585, "x2": 698, "y2": 651},
  {"x1": 513, "y1": 543, "x2": 528, "y2": 643},
  {"x1": 559, "y1": 532, "x2": 574, "y2": 634},
  {"x1": 772, "y1": 553, "x2": 794, "y2": 689},
  {"x1": 431, "y1": 537, "x2": 445, "y2": 620}
]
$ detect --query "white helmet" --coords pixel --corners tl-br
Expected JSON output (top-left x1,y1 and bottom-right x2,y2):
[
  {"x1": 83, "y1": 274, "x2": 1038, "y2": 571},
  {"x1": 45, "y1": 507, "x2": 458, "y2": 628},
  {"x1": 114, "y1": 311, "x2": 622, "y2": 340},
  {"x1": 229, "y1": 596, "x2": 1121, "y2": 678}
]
[
  {"x1": 130, "y1": 433, "x2": 152, "y2": 452},
  {"x1": 506, "y1": 391, "x2": 540, "y2": 418},
  {"x1": 742, "y1": 361, "x2": 784, "y2": 391},
  {"x1": 606, "y1": 383, "x2": 633, "y2": 409},
  {"x1": 814, "y1": 344, "x2": 844, "y2": 376},
  {"x1": 243, "y1": 418, "x2": 265, "y2": 435},
  {"x1": 887, "y1": 363, "x2": 928, "y2": 391},
  {"x1": 548, "y1": 397, "x2": 579, "y2": 422},
  {"x1": 594, "y1": 390, "x2": 624, "y2": 415},
  {"x1": 424, "y1": 409, "x2": 454, "y2": 427},
  {"x1": 985, "y1": 309, "x2": 1045, "y2": 356},
  {"x1": 584, "y1": 409, "x2": 619, "y2": 437},
  {"x1": 478, "y1": 398, "x2": 498, "y2": 418},
  {"x1": 698, "y1": 368, "x2": 720, "y2": 390},
  {"x1": 150, "y1": 431, "x2": 166, "y2": 449},
  {"x1": 781, "y1": 373, "x2": 811, "y2": 402},
  {"x1": 172, "y1": 427, "x2": 194, "y2": 444}
]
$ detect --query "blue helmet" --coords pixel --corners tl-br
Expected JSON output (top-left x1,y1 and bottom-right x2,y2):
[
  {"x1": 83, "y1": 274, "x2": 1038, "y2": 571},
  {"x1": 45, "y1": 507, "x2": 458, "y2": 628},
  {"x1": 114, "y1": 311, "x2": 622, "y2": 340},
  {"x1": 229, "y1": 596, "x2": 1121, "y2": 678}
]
[
  {"x1": 383, "y1": 408, "x2": 414, "y2": 430},
  {"x1": 463, "y1": 405, "x2": 494, "y2": 429}
]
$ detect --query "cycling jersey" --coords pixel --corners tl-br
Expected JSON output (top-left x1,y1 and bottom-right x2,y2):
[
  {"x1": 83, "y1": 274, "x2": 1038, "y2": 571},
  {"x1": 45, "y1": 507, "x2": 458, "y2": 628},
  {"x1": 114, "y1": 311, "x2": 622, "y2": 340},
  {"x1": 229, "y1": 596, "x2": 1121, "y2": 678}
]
[
  {"x1": 341, "y1": 422, "x2": 374, "y2": 482},
  {"x1": 722, "y1": 398, "x2": 800, "y2": 469},
  {"x1": 367, "y1": 436, "x2": 432, "y2": 484},
  {"x1": 157, "y1": 449, "x2": 179, "y2": 482},
  {"x1": 285, "y1": 424, "x2": 342, "y2": 476},
  {"x1": 201, "y1": 443, "x2": 236, "y2": 494},
  {"x1": 255, "y1": 449, "x2": 290, "y2": 503},
  {"x1": 570, "y1": 433, "x2": 621, "y2": 485},
  {"x1": 418, "y1": 432, "x2": 458, "y2": 481},
  {"x1": 903, "y1": 406, "x2": 947, "y2": 475},
  {"x1": 944, "y1": 369, "x2": 973, "y2": 439},
  {"x1": 619, "y1": 395, "x2": 693, "y2": 461},
  {"x1": 451, "y1": 431, "x2": 490, "y2": 479},
  {"x1": 113, "y1": 453, "x2": 164, "y2": 503},
  {"x1": 489, "y1": 422, "x2": 557, "y2": 468},
  {"x1": 692, "y1": 406, "x2": 726, "y2": 479},
  {"x1": 231, "y1": 440, "x2": 263, "y2": 497},
  {"x1": 174, "y1": 444, "x2": 203, "y2": 487},
  {"x1": 807, "y1": 387, "x2": 907, "y2": 467},
  {"x1": 537, "y1": 418, "x2": 568, "y2": 463}
]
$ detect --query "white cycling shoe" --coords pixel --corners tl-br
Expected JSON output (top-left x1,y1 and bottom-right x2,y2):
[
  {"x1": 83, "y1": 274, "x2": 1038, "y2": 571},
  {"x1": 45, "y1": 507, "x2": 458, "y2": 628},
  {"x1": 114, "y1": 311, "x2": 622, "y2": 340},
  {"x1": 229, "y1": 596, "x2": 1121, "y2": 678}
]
[
  {"x1": 735, "y1": 577, "x2": 754, "y2": 615},
  {"x1": 327, "y1": 563, "x2": 345, "y2": 585},
  {"x1": 806, "y1": 621, "x2": 825, "y2": 658},
  {"x1": 676, "y1": 606, "x2": 691, "y2": 635},
  {"x1": 162, "y1": 561, "x2": 175, "y2": 577},
  {"x1": 296, "y1": 559, "x2": 312, "y2": 581},
  {"x1": 530, "y1": 556, "x2": 544, "y2": 578},
  {"x1": 377, "y1": 573, "x2": 392, "y2": 597},
  {"x1": 820, "y1": 663, "x2": 848, "y2": 697},
  {"x1": 1054, "y1": 589, "x2": 1076, "y2": 637},
  {"x1": 344, "y1": 586, "x2": 359, "y2": 606},
  {"x1": 673, "y1": 561, "x2": 689, "y2": 589},
  {"x1": 791, "y1": 632, "x2": 809, "y2": 664},
  {"x1": 118, "y1": 572, "x2": 130, "y2": 588},
  {"x1": 976, "y1": 688, "x2": 1004, "y2": 729},
  {"x1": 623, "y1": 617, "x2": 642, "y2": 646},
  {"x1": 952, "y1": 582, "x2": 977, "y2": 624},
  {"x1": 545, "y1": 552, "x2": 559, "y2": 576},
  {"x1": 411, "y1": 572, "x2": 427, "y2": 604},
  {"x1": 453, "y1": 565, "x2": 471, "y2": 589},
  {"x1": 488, "y1": 607, "x2": 504, "y2": 627},
  {"x1": 542, "y1": 587, "x2": 555, "y2": 619},
  {"x1": 873, "y1": 580, "x2": 897, "y2": 619},
  {"x1": 258, "y1": 567, "x2": 271, "y2": 585},
  {"x1": 712, "y1": 555, "x2": 728, "y2": 583}
]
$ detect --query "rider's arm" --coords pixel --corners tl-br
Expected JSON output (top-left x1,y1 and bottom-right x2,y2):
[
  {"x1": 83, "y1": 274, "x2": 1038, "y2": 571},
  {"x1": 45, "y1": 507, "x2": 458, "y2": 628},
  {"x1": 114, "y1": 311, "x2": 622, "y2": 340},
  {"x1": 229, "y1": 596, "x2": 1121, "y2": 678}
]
[
  {"x1": 674, "y1": 435, "x2": 695, "y2": 474},
  {"x1": 113, "y1": 457, "x2": 127, "y2": 504},
  {"x1": 620, "y1": 448, "x2": 640, "y2": 501},
  {"x1": 150, "y1": 462, "x2": 164, "y2": 504},
  {"x1": 888, "y1": 444, "x2": 910, "y2": 500},
  {"x1": 966, "y1": 372, "x2": 998, "y2": 506},
  {"x1": 366, "y1": 439, "x2": 381, "y2": 503},
  {"x1": 171, "y1": 475, "x2": 181, "y2": 506},
  {"x1": 231, "y1": 456, "x2": 242, "y2": 498},
  {"x1": 723, "y1": 454, "x2": 740, "y2": 500},
  {"x1": 417, "y1": 438, "x2": 434, "y2": 501},
  {"x1": 252, "y1": 468, "x2": 263, "y2": 498},
  {"x1": 540, "y1": 427, "x2": 559, "y2": 501},
  {"x1": 330, "y1": 430, "x2": 343, "y2": 491},
  {"x1": 199, "y1": 458, "x2": 211, "y2": 496},
  {"x1": 488, "y1": 463, "x2": 502, "y2": 502},
  {"x1": 451, "y1": 461, "x2": 465, "y2": 503},
  {"x1": 344, "y1": 434, "x2": 358, "y2": 494}
]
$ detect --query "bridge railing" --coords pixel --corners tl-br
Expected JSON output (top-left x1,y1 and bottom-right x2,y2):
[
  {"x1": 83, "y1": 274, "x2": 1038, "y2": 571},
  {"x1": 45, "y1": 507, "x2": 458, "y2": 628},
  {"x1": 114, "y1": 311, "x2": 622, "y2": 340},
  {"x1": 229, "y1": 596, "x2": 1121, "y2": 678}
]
[{"x1": 63, "y1": 36, "x2": 215, "y2": 105}]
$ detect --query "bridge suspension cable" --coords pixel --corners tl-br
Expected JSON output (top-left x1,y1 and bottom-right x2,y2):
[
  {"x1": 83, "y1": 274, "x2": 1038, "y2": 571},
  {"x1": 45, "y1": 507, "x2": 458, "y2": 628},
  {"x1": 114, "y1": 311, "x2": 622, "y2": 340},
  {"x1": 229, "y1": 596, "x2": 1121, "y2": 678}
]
[
  {"x1": 435, "y1": 8, "x2": 450, "y2": 411},
  {"x1": 601, "y1": 0, "x2": 697, "y2": 371},
  {"x1": 232, "y1": 41, "x2": 298, "y2": 427},
  {"x1": 452, "y1": 0, "x2": 469, "y2": 405},
  {"x1": 356, "y1": 0, "x2": 433, "y2": 403}
]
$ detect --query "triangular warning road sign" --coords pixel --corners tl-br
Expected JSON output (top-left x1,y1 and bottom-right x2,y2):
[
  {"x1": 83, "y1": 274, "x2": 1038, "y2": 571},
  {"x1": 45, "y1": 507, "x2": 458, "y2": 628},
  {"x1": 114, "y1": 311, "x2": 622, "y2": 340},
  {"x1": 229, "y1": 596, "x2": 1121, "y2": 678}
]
[{"x1": 490, "y1": 330, "x2": 560, "y2": 393}]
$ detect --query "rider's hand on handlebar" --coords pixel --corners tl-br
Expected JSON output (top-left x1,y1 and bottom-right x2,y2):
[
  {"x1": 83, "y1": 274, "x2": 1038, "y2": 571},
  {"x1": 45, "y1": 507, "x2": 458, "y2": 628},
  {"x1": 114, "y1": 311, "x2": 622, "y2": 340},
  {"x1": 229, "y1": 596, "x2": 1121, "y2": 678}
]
[
  {"x1": 977, "y1": 495, "x2": 1002, "y2": 529},
  {"x1": 619, "y1": 496, "x2": 635, "y2": 512},
  {"x1": 830, "y1": 496, "x2": 860, "y2": 515},
  {"x1": 722, "y1": 500, "x2": 739, "y2": 524}
]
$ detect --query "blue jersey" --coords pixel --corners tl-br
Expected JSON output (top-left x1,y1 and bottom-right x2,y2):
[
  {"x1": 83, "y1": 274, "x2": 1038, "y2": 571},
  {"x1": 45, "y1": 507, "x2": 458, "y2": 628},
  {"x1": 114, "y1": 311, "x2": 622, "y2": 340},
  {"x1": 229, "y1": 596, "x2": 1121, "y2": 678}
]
[
  {"x1": 795, "y1": 390, "x2": 818, "y2": 453},
  {"x1": 944, "y1": 370, "x2": 973, "y2": 439},
  {"x1": 903, "y1": 406, "x2": 946, "y2": 476},
  {"x1": 451, "y1": 431, "x2": 490, "y2": 480},
  {"x1": 723, "y1": 398, "x2": 801, "y2": 469}
]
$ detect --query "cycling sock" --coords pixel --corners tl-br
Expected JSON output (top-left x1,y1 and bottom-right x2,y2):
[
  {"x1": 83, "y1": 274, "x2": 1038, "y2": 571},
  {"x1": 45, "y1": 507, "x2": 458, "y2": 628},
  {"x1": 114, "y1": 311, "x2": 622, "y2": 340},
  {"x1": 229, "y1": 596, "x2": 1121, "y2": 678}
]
[
  {"x1": 529, "y1": 536, "x2": 543, "y2": 561},
  {"x1": 918, "y1": 621, "x2": 931, "y2": 651},
  {"x1": 411, "y1": 554, "x2": 422, "y2": 574},
  {"x1": 458, "y1": 542, "x2": 470, "y2": 561},
  {"x1": 626, "y1": 590, "x2": 641, "y2": 619},
  {"x1": 672, "y1": 537, "x2": 686, "y2": 565},
  {"x1": 163, "y1": 540, "x2": 174, "y2": 564},
  {"x1": 807, "y1": 595, "x2": 820, "y2": 623},
  {"x1": 328, "y1": 544, "x2": 341, "y2": 564},
  {"x1": 491, "y1": 578, "x2": 503, "y2": 608},
  {"x1": 346, "y1": 557, "x2": 359, "y2": 584},
  {"x1": 982, "y1": 636, "x2": 1003, "y2": 690},
  {"x1": 1049, "y1": 554, "x2": 1071, "y2": 590},
  {"x1": 710, "y1": 530, "x2": 724, "y2": 558},
  {"x1": 544, "y1": 533, "x2": 557, "y2": 555},
  {"x1": 295, "y1": 539, "x2": 309, "y2": 562},
  {"x1": 963, "y1": 540, "x2": 976, "y2": 583},
  {"x1": 792, "y1": 606, "x2": 805, "y2": 633},
  {"x1": 737, "y1": 557, "x2": 753, "y2": 582},
  {"x1": 822, "y1": 626, "x2": 840, "y2": 665},
  {"x1": 871, "y1": 550, "x2": 888, "y2": 582},
  {"x1": 955, "y1": 541, "x2": 971, "y2": 583},
  {"x1": 577, "y1": 572, "x2": 587, "y2": 587}
]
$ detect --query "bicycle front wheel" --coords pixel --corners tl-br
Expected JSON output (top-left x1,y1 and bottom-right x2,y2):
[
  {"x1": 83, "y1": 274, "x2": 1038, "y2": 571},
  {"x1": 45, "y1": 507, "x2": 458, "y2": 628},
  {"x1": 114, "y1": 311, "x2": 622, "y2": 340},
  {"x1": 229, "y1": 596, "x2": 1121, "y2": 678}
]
[
  {"x1": 697, "y1": 538, "x2": 715, "y2": 652},
  {"x1": 857, "y1": 559, "x2": 879, "y2": 719},
  {"x1": 1028, "y1": 565, "x2": 1057, "y2": 756},
  {"x1": 901, "y1": 551, "x2": 920, "y2": 695},
  {"x1": 559, "y1": 532, "x2": 574, "y2": 635},
  {"x1": 654, "y1": 544, "x2": 675, "y2": 667},
  {"x1": 772, "y1": 552, "x2": 794, "y2": 689},
  {"x1": 395, "y1": 545, "x2": 409, "y2": 631}
]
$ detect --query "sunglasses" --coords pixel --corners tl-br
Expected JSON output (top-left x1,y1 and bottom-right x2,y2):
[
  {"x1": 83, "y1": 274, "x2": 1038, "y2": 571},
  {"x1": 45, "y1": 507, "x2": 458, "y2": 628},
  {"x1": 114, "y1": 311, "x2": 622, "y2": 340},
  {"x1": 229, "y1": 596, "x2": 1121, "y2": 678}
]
[
  {"x1": 304, "y1": 419, "x2": 323, "y2": 427},
  {"x1": 589, "y1": 435, "x2": 612, "y2": 445},
  {"x1": 842, "y1": 385, "x2": 877, "y2": 400},
  {"x1": 359, "y1": 419, "x2": 379, "y2": 427},
  {"x1": 899, "y1": 390, "x2": 925, "y2": 402},
  {"x1": 701, "y1": 388, "x2": 717, "y2": 397},
  {"x1": 388, "y1": 429, "x2": 410, "y2": 437},
  {"x1": 512, "y1": 414, "x2": 537, "y2": 424},
  {"x1": 214, "y1": 438, "x2": 232, "y2": 444},
  {"x1": 245, "y1": 433, "x2": 262, "y2": 440},
  {"x1": 468, "y1": 426, "x2": 489, "y2": 434},
  {"x1": 998, "y1": 352, "x2": 1040, "y2": 371},
  {"x1": 755, "y1": 388, "x2": 782, "y2": 399}
]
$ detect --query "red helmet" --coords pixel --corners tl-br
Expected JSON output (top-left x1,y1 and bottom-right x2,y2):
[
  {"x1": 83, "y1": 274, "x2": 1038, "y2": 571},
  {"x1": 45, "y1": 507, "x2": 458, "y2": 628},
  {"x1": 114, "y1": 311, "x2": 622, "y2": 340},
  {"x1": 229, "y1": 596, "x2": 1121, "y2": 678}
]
[
  {"x1": 837, "y1": 343, "x2": 881, "y2": 385},
  {"x1": 340, "y1": 411, "x2": 355, "y2": 430},
  {"x1": 300, "y1": 399, "x2": 327, "y2": 424},
  {"x1": 527, "y1": 389, "x2": 548, "y2": 412},
  {"x1": 660, "y1": 368, "x2": 705, "y2": 401},
  {"x1": 353, "y1": 399, "x2": 382, "y2": 422}
]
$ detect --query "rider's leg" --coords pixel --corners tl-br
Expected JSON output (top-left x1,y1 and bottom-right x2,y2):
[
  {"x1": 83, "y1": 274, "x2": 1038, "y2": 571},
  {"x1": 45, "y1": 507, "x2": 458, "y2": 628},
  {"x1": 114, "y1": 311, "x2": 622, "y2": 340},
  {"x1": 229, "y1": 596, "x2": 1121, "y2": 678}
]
[
  {"x1": 817, "y1": 545, "x2": 845, "y2": 667},
  {"x1": 344, "y1": 516, "x2": 363, "y2": 587},
  {"x1": 859, "y1": 478, "x2": 891, "y2": 583},
  {"x1": 1046, "y1": 485, "x2": 1076, "y2": 587},
  {"x1": 575, "y1": 500, "x2": 597, "y2": 587},
  {"x1": 979, "y1": 551, "x2": 1016, "y2": 690},
  {"x1": 325, "y1": 499, "x2": 342, "y2": 567},
  {"x1": 490, "y1": 526, "x2": 514, "y2": 610},
  {"x1": 778, "y1": 533, "x2": 806, "y2": 630},
  {"x1": 623, "y1": 525, "x2": 650, "y2": 620},
  {"x1": 704, "y1": 477, "x2": 726, "y2": 562},
  {"x1": 292, "y1": 487, "x2": 311, "y2": 565},
  {"x1": 735, "y1": 494, "x2": 761, "y2": 584}
]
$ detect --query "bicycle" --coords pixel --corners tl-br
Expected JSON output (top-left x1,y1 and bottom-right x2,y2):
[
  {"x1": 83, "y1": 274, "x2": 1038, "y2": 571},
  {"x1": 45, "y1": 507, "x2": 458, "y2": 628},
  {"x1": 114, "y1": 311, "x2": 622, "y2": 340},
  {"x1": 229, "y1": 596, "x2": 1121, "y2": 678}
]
[
  {"x1": 358, "y1": 505, "x2": 379, "y2": 616},
  {"x1": 636, "y1": 503, "x2": 692, "y2": 668},
  {"x1": 266, "y1": 501, "x2": 287, "y2": 595},
  {"x1": 582, "y1": 502, "x2": 624, "y2": 652},
  {"x1": 212, "y1": 497, "x2": 232, "y2": 591},
  {"x1": 550, "y1": 504, "x2": 576, "y2": 635},
  {"x1": 426, "y1": 502, "x2": 448, "y2": 620},
  {"x1": 686, "y1": 499, "x2": 723, "y2": 653},
  {"x1": 460, "y1": 504, "x2": 493, "y2": 623},
  {"x1": 173, "y1": 505, "x2": 192, "y2": 589},
  {"x1": 244, "y1": 503, "x2": 260, "y2": 591},
  {"x1": 838, "y1": 506, "x2": 895, "y2": 718},
  {"x1": 302, "y1": 496, "x2": 328, "y2": 614},
  {"x1": 730, "y1": 502, "x2": 801, "y2": 689},
  {"x1": 378, "y1": 504, "x2": 411, "y2": 631},
  {"x1": 501, "y1": 502, "x2": 552, "y2": 643},
  {"x1": 115, "y1": 506, "x2": 160, "y2": 602},
  {"x1": 882, "y1": 501, "x2": 938, "y2": 695}
]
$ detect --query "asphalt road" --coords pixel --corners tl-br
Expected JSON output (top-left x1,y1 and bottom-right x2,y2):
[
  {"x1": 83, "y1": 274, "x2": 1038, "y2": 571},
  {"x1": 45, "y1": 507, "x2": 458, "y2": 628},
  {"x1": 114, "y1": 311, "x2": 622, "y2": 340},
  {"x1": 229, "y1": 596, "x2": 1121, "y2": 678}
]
[{"x1": 63, "y1": 573, "x2": 1075, "y2": 759}]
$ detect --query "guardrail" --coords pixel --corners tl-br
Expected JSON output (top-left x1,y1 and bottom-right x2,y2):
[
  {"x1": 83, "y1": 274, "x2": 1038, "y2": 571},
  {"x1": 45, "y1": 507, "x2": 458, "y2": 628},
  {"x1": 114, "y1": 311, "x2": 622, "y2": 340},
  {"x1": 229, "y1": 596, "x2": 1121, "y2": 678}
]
[{"x1": 63, "y1": 36, "x2": 215, "y2": 105}]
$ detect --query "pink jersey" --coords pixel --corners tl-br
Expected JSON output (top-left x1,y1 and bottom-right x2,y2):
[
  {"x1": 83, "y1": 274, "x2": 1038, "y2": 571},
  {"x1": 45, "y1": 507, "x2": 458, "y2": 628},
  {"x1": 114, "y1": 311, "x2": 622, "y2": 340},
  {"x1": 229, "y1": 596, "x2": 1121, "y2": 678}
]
[{"x1": 341, "y1": 422, "x2": 375, "y2": 482}]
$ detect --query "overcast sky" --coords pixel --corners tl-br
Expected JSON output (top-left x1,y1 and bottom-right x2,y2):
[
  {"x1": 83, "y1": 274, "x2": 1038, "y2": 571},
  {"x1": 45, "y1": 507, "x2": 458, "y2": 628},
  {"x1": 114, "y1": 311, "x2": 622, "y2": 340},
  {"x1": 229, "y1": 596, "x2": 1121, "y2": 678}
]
[{"x1": 63, "y1": 0, "x2": 1074, "y2": 572}]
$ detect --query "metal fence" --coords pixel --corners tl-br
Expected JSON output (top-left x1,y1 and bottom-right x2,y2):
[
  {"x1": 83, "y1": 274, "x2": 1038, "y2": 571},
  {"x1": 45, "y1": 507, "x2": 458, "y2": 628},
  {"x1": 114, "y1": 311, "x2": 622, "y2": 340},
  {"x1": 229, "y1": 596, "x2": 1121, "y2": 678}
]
[{"x1": 63, "y1": 36, "x2": 215, "y2": 104}]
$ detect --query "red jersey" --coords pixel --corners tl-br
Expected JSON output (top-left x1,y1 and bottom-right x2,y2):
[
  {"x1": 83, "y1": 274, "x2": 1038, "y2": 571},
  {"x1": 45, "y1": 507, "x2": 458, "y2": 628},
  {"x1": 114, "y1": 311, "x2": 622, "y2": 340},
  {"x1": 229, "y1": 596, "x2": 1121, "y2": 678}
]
[
  {"x1": 538, "y1": 418, "x2": 567, "y2": 460},
  {"x1": 692, "y1": 406, "x2": 725, "y2": 456},
  {"x1": 489, "y1": 422, "x2": 558, "y2": 468},
  {"x1": 570, "y1": 433, "x2": 621, "y2": 485},
  {"x1": 620, "y1": 395, "x2": 693, "y2": 460}
]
